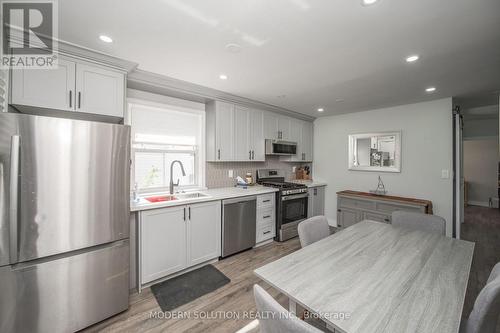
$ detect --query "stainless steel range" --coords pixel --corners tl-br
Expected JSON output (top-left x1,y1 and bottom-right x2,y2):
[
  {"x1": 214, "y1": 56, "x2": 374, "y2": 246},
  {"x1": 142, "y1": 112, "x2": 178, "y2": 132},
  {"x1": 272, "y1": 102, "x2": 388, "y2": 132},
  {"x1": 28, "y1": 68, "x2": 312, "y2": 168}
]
[{"x1": 257, "y1": 169, "x2": 308, "y2": 242}]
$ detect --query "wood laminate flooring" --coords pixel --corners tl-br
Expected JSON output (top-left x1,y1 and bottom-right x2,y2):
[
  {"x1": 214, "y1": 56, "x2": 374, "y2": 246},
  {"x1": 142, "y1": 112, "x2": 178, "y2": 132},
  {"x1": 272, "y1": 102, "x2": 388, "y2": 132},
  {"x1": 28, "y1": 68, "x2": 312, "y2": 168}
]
[
  {"x1": 83, "y1": 208, "x2": 500, "y2": 333},
  {"x1": 82, "y1": 239, "x2": 301, "y2": 333},
  {"x1": 461, "y1": 206, "x2": 500, "y2": 333}
]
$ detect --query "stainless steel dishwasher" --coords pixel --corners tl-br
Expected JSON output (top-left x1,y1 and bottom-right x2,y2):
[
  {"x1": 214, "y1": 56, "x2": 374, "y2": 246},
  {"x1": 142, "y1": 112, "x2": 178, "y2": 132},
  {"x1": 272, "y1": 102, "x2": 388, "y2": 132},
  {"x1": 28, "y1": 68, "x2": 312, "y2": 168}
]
[{"x1": 221, "y1": 196, "x2": 257, "y2": 258}]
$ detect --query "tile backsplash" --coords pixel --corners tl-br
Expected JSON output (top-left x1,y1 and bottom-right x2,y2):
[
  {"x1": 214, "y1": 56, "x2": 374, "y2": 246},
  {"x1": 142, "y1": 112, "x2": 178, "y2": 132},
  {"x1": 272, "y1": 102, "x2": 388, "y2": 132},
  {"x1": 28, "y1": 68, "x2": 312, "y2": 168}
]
[{"x1": 206, "y1": 156, "x2": 311, "y2": 188}]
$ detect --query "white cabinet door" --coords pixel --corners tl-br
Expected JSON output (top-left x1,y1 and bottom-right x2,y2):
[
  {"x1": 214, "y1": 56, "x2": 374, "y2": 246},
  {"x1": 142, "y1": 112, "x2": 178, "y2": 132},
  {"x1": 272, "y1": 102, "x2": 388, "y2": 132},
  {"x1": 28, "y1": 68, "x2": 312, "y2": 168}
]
[
  {"x1": 187, "y1": 201, "x2": 221, "y2": 266},
  {"x1": 250, "y1": 109, "x2": 265, "y2": 161},
  {"x1": 75, "y1": 63, "x2": 125, "y2": 117},
  {"x1": 140, "y1": 206, "x2": 187, "y2": 284},
  {"x1": 308, "y1": 186, "x2": 325, "y2": 218},
  {"x1": 215, "y1": 101, "x2": 234, "y2": 161},
  {"x1": 302, "y1": 121, "x2": 314, "y2": 162},
  {"x1": 289, "y1": 119, "x2": 303, "y2": 161},
  {"x1": 11, "y1": 58, "x2": 76, "y2": 111},
  {"x1": 264, "y1": 112, "x2": 279, "y2": 139},
  {"x1": 234, "y1": 106, "x2": 251, "y2": 161},
  {"x1": 278, "y1": 115, "x2": 291, "y2": 140}
]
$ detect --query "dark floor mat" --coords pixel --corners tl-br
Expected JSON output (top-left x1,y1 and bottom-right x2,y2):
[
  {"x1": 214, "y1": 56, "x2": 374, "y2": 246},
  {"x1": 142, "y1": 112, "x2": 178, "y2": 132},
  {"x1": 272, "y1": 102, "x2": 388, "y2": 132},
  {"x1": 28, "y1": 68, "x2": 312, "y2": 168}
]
[{"x1": 151, "y1": 265, "x2": 230, "y2": 311}]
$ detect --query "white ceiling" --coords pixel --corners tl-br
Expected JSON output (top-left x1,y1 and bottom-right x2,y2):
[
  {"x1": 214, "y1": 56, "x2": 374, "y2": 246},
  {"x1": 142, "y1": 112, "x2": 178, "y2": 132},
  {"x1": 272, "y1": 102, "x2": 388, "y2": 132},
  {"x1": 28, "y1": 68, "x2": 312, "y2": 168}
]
[{"x1": 59, "y1": 0, "x2": 500, "y2": 117}]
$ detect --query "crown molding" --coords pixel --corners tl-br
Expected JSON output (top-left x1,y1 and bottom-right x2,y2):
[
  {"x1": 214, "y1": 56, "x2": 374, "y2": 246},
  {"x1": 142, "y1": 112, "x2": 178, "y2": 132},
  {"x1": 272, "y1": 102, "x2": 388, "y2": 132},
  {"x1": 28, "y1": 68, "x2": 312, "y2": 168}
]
[
  {"x1": 5, "y1": 27, "x2": 138, "y2": 72},
  {"x1": 127, "y1": 69, "x2": 315, "y2": 121}
]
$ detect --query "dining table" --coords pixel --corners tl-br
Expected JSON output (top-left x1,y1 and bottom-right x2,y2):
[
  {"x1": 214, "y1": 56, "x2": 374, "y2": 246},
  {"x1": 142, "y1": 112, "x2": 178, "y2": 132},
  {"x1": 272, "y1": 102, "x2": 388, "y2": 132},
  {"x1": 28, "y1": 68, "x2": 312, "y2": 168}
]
[{"x1": 254, "y1": 220, "x2": 475, "y2": 333}]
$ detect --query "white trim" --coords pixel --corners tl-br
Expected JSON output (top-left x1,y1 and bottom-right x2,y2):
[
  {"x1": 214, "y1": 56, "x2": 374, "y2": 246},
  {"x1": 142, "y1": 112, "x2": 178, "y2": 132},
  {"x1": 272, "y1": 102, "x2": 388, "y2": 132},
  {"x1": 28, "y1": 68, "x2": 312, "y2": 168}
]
[
  {"x1": 128, "y1": 97, "x2": 206, "y2": 192},
  {"x1": 348, "y1": 131, "x2": 402, "y2": 173},
  {"x1": 127, "y1": 69, "x2": 315, "y2": 121}
]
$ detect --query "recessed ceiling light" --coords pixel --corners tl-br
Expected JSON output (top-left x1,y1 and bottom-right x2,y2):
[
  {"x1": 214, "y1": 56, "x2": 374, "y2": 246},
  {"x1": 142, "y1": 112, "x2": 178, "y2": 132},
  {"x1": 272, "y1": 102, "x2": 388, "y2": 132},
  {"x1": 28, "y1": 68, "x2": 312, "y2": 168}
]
[
  {"x1": 425, "y1": 87, "x2": 436, "y2": 93},
  {"x1": 99, "y1": 35, "x2": 113, "y2": 43},
  {"x1": 225, "y1": 43, "x2": 242, "y2": 53},
  {"x1": 219, "y1": 74, "x2": 228, "y2": 80},
  {"x1": 317, "y1": 108, "x2": 324, "y2": 112},
  {"x1": 362, "y1": 0, "x2": 379, "y2": 6},
  {"x1": 406, "y1": 55, "x2": 419, "y2": 63}
]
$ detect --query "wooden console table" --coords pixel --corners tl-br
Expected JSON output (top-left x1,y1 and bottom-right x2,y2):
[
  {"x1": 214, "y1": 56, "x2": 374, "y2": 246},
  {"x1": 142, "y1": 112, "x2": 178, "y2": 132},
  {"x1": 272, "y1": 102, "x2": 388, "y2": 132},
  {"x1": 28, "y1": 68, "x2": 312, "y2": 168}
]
[{"x1": 337, "y1": 190, "x2": 433, "y2": 229}]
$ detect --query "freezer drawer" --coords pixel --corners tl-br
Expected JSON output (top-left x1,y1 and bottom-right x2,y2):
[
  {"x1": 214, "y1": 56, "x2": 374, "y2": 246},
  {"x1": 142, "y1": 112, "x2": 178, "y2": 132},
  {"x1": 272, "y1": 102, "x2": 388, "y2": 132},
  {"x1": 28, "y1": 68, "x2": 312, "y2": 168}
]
[{"x1": 0, "y1": 240, "x2": 129, "y2": 333}]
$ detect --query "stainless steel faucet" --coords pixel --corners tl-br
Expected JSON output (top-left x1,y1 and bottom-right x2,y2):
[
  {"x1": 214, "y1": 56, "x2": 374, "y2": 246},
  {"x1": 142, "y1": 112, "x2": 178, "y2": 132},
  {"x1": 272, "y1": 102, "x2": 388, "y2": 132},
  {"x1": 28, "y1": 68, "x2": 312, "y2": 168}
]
[{"x1": 169, "y1": 160, "x2": 186, "y2": 194}]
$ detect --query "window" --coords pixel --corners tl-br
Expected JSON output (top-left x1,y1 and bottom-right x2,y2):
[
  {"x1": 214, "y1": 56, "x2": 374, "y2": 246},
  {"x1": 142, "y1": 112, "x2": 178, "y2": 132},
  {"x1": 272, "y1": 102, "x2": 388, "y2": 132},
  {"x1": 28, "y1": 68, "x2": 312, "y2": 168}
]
[{"x1": 129, "y1": 99, "x2": 205, "y2": 192}]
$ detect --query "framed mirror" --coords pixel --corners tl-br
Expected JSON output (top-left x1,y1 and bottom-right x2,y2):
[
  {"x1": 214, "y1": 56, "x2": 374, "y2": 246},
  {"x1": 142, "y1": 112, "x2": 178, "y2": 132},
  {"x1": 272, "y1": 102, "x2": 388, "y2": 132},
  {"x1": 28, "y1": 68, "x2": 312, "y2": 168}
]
[{"x1": 348, "y1": 131, "x2": 401, "y2": 172}]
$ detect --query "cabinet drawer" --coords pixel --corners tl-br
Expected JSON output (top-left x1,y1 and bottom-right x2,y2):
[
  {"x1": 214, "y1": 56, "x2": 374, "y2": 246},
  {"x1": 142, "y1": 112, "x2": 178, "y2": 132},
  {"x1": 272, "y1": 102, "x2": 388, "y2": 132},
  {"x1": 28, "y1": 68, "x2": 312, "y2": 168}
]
[
  {"x1": 338, "y1": 197, "x2": 375, "y2": 211},
  {"x1": 257, "y1": 193, "x2": 275, "y2": 208},
  {"x1": 257, "y1": 207, "x2": 274, "y2": 225},
  {"x1": 256, "y1": 224, "x2": 275, "y2": 243},
  {"x1": 376, "y1": 202, "x2": 424, "y2": 214},
  {"x1": 362, "y1": 212, "x2": 391, "y2": 224}
]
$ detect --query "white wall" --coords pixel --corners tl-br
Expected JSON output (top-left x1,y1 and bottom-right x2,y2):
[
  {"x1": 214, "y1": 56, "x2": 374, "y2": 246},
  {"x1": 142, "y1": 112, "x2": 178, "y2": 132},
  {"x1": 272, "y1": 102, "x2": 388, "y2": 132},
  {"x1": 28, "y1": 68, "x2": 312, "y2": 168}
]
[
  {"x1": 314, "y1": 98, "x2": 454, "y2": 236},
  {"x1": 464, "y1": 139, "x2": 499, "y2": 206}
]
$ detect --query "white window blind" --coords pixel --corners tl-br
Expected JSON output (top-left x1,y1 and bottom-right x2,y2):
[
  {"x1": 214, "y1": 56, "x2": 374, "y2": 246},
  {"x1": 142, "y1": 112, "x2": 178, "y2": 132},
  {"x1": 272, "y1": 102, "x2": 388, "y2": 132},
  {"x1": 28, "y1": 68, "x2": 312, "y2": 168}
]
[{"x1": 129, "y1": 100, "x2": 204, "y2": 191}]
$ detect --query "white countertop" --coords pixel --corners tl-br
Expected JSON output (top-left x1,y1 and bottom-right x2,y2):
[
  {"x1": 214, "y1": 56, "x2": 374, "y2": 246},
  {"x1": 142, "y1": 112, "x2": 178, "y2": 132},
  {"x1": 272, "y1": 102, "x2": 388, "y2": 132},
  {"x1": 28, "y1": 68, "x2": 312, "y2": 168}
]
[
  {"x1": 289, "y1": 180, "x2": 328, "y2": 188},
  {"x1": 130, "y1": 185, "x2": 278, "y2": 212}
]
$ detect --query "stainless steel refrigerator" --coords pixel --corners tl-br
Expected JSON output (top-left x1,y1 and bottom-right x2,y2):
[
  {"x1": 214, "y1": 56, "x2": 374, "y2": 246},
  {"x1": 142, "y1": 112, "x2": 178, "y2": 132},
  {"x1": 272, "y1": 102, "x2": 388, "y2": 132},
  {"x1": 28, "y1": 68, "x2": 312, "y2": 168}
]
[{"x1": 0, "y1": 113, "x2": 131, "y2": 333}]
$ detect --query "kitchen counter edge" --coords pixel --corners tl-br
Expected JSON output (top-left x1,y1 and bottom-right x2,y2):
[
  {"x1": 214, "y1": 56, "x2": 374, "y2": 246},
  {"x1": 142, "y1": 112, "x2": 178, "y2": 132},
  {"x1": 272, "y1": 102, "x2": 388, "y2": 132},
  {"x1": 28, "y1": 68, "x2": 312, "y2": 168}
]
[{"x1": 130, "y1": 186, "x2": 279, "y2": 212}]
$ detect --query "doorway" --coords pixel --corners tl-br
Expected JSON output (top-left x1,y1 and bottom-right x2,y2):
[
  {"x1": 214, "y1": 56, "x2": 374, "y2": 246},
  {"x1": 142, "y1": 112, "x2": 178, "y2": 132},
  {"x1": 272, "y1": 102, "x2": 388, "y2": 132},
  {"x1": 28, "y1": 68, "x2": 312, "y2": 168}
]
[{"x1": 453, "y1": 92, "x2": 500, "y2": 322}]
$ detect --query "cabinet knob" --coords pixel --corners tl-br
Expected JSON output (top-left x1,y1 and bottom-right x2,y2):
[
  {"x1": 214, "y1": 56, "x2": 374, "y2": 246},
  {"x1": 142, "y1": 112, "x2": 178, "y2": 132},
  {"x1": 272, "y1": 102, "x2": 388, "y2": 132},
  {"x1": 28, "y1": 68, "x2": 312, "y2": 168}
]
[
  {"x1": 337, "y1": 209, "x2": 341, "y2": 212},
  {"x1": 217, "y1": 149, "x2": 221, "y2": 160}
]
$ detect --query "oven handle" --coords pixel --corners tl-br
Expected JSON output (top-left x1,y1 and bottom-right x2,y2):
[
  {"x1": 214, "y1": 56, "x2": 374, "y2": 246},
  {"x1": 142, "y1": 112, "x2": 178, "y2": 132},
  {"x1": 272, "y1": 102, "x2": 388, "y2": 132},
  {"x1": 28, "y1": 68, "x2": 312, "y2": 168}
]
[{"x1": 281, "y1": 193, "x2": 309, "y2": 201}]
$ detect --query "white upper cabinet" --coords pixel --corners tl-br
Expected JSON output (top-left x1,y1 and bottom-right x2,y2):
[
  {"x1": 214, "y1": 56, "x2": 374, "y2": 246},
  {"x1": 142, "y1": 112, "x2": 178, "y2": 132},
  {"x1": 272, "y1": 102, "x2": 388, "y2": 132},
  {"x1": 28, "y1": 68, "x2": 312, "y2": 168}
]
[
  {"x1": 264, "y1": 112, "x2": 291, "y2": 140},
  {"x1": 207, "y1": 101, "x2": 311, "y2": 162},
  {"x1": 75, "y1": 63, "x2": 125, "y2": 117},
  {"x1": 277, "y1": 115, "x2": 291, "y2": 140},
  {"x1": 250, "y1": 109, "x2": 265, "y2": 161},
  {"x1": 234, "y1": 105, "x2": 251, "y2": 161},
  {"x1": 206, "y1": 101, "x2": 235, "y2": 161},
  {"x1": 11, "y1": 56, "x2": 125, "y2": 118},
  {"x1": 302, "y1": 121, "x2": 314, "y2": 162},
  {"x1": 11, "y1": 58, "x2": 76, "y2": 111},
  {"x1": 282, "y1": 119, "x2": 314, "y2": 162}
]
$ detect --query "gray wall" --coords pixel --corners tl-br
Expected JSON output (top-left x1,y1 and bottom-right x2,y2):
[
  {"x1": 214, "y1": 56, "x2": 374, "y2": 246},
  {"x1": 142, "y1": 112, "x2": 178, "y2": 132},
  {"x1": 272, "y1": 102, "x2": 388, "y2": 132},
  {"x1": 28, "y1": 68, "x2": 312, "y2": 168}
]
[
  {"x1": 313, "y1": 98, "x2": 454, "y2": 236},
  {"x1": 464, "y1": 139, "x2": 499, "y2": 206}
]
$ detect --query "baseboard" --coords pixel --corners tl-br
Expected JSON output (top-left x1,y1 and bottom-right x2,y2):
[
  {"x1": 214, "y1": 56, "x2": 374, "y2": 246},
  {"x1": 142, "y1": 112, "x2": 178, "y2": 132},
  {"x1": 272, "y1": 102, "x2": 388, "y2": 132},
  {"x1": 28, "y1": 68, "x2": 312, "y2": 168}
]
[{"x1": 467, "y1": 201, "x2": 490, "y2": 208}]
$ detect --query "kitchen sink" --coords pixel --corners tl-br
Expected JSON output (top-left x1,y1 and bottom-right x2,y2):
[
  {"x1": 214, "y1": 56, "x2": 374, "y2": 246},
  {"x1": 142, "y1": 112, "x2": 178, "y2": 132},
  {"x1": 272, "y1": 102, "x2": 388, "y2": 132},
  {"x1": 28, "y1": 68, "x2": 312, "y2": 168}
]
[
  {"x1": 174, "y1": 192, "x2": 210, "y2": 200},
  {"x1": 145, "y1": 195, "x2": 177, "y2": 203},
  {"x1": 144, "y1": 192, "x2": 209, "y2": 203}
]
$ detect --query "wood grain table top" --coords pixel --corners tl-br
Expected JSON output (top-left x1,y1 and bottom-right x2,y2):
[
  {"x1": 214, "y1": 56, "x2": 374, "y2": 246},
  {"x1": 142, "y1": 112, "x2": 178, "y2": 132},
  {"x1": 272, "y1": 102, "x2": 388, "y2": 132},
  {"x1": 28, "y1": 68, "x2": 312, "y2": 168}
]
[{"x1": 254, "y1": 221, "x2": 474, "y2": 333}]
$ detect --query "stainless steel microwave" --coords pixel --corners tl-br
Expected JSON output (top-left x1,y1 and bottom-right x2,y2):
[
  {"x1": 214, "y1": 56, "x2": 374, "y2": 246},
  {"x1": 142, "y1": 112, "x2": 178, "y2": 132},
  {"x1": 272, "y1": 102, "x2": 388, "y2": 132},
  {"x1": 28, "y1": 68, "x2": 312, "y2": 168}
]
[{"x1": 265, "y1": 139, "x2": 297, "y2": 155}]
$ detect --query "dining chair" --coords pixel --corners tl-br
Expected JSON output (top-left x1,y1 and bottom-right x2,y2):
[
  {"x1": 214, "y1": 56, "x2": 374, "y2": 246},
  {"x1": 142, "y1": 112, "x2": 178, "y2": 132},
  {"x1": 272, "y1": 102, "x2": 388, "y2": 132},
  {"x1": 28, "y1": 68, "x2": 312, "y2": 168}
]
[
  {"x1": 460, "y1": 263, "x2": 500, "y2": 333},
  {"x1": 391, "y1": 211, "x2": 446, "y2": 235},
  {"x1": 297, "y1": 216, "x2": 330, "y2": 248},
  {"x1": 253, "y1": 285, "x2": 323, "y2": 333}
]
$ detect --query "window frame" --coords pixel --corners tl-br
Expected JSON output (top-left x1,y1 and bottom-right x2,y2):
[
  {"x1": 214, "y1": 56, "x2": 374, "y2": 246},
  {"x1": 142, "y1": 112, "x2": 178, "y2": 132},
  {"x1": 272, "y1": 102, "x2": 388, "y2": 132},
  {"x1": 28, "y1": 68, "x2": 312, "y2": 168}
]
[{"x1": 127, "y1": 97, "x2": 206, "y2": 194}]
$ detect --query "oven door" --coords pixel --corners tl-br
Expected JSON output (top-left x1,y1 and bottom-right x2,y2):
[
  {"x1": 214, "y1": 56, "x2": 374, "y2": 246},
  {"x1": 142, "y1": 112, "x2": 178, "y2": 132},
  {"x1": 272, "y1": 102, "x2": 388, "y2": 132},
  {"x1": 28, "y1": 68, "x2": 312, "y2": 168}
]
[{"x1": 281, "y1": 193, "x2": 308, "y2": 225}]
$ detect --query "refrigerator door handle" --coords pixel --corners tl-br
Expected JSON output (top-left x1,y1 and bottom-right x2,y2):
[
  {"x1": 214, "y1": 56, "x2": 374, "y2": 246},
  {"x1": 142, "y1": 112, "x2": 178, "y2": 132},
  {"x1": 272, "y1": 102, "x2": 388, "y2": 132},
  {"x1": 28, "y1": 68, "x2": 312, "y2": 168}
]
[{"x1": 9, "y1": 135, "x2": 20, "y2": 264}]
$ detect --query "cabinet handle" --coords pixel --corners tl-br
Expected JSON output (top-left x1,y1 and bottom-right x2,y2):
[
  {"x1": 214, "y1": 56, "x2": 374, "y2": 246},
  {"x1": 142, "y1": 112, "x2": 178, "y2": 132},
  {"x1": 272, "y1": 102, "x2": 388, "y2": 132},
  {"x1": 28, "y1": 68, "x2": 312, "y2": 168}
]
[
  {"x1": 183, "y1": 207, "x2": 186, "y2": 221},
  {"x1": 337, "y1": 209, "x2": 341, "y2": 212},
  {"x1": 314, "y1": 189, "x2": 317, "y2": 195},
  {"x1": 69, "y1": 91, "x2": 72, "y2": 108},
  {"x1": 384, "y1": 218, "x2": 390, "y2": 223},
  {"x1": 217, "y1": 149, "x2": 220, "y2": 160},
  {"x1": 249, "y1": 150, "x2": 252, "y2": 160},
  {"x1": 263, "y1": 200, "x2": 271, "y2": 203},
  {"x1": 263, "y1": 231, "x2": 271, "y2": 235},
  {"x1": 77, "y1": 92, "x2": 81, "y2": 109},
  {"x1": 252, "y1": 150, "x2": 255, "y2": 160},
  {"x1": 188, "y1": 207, "x2": 191, "y2": 220},
  {"x1": 263, "y1": 215, "x2": 271, "y2": 219}
]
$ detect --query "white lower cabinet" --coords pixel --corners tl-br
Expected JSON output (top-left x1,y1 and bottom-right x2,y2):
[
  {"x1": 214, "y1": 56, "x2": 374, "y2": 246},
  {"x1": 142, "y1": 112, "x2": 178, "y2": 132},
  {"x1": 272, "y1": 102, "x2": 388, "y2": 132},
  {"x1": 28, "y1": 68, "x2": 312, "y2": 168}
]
[
  {"x1": 256, "y1": 193, "x2": 276, "y2": 244},
  {"x1": 308, "y1": 186, "x2": 326, "y2": 218},
  {"x1": 140, "y1": 201, "x2": 221, "y2": 285},
  {"x1": 187, "y1": 201, "x2": 222, "y2": 266}
]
